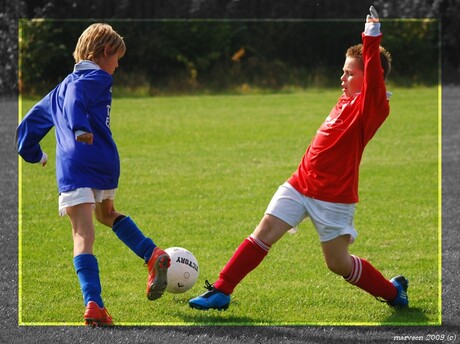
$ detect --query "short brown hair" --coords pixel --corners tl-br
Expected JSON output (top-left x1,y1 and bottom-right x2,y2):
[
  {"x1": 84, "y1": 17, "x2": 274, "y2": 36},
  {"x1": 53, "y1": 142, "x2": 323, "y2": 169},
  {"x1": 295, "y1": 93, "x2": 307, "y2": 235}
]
[
  {"x1": 346, "y1": 44, "x2": 392, "y2": 80},
  {"x1": 73, "y1": 23, "x2": 126, "y2": 63}
]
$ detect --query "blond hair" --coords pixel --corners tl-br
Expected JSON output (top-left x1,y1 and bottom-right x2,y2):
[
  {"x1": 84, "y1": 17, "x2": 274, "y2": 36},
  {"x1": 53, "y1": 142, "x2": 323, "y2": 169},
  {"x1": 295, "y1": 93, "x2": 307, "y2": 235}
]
[
  {"x1": 73, "y1": 23, "x2": 126, "y2": 63},
  {"x1": 346, "y1": 44, "x2": 392, "y2": 80}
]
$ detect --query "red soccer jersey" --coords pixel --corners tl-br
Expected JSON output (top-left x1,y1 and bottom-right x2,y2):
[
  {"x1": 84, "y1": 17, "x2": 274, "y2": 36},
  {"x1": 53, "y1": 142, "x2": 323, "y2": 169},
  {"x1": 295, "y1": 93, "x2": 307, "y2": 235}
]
[{"x1": 288, "y1": 33, "x2": 390, "y2": 204}]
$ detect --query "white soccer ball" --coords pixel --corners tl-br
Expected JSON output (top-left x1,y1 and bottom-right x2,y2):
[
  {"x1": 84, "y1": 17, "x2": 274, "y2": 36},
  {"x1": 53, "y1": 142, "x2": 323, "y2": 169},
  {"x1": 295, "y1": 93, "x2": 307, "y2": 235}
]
[{"x1": 165, "y1": 247, "x2": 199, "y2": 294}]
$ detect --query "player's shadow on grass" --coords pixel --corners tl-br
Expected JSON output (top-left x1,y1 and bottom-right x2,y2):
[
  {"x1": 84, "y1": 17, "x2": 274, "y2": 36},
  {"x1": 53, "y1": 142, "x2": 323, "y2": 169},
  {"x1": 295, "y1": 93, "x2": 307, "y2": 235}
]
[
  {"x1": 179, "y1": 308, "x2": 431, "y2": 326},
  {"x1": 179, "y1": 313, "x2": 264, "y2": 325},
  {"x1": 178, "y1": 303, "x2": 266, "y2": 325},
  {"x1": 383, "y1": 307, "x2": 430, "y2": 324}
]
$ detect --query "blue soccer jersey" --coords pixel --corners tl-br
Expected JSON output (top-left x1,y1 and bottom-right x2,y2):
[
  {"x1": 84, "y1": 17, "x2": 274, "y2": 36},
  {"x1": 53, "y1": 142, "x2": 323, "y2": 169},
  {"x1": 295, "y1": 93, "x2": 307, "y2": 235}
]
[{"x1": 17, "y1": 61, "x2": 120, "y2": 192}]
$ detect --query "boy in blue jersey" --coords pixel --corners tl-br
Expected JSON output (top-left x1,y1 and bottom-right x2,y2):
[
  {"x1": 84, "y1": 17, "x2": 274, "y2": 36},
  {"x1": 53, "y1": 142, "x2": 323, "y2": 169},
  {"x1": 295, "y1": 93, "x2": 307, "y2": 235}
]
[{"x1": 17, "y1": 23, "x2": 170, "y2": 326}]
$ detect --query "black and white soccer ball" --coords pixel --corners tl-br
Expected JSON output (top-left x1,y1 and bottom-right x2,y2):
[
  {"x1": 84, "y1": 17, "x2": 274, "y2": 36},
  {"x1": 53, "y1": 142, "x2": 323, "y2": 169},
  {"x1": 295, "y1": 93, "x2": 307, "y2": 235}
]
[{"x1": 164, "y1": 247, "x2": 199, "y2": 294}]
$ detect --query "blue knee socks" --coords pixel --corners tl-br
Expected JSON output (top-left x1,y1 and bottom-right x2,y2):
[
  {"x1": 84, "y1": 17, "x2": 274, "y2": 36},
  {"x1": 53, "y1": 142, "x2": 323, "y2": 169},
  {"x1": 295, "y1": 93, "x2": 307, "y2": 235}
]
[
  {"x1": 74, "y1": 254, "x2": 104, "y2": 308},
  {"x1": 73, "y1": 217, "x2": 155, "y2": 308},
  {"x1": 112, "y1": 216, "x2": 156, "y2": 263}
]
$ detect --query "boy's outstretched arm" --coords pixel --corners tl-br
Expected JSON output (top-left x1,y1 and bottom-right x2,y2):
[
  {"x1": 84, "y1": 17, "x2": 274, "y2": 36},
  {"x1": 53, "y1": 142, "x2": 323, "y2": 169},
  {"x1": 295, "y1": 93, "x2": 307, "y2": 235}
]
[
  {"x1": 360, "y1": 6, "x2": 390, "y2": 136},
  {"x1": 362, "y1": 6, "x2": 385, "y2": 87}
]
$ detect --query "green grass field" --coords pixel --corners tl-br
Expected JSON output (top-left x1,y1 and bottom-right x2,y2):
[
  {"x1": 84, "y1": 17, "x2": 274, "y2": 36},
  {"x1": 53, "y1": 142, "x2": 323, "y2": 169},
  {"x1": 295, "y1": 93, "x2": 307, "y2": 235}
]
[{"x1": 19, "y1": 87, "x2": 439, "y2": 326}]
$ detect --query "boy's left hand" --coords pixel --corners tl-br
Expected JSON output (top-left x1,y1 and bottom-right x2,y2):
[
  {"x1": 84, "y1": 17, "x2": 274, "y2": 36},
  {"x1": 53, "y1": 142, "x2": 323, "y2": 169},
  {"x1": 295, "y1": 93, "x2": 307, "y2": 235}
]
[{"x1": 40, "y1": 152, "x2": 48, "y2": 167}]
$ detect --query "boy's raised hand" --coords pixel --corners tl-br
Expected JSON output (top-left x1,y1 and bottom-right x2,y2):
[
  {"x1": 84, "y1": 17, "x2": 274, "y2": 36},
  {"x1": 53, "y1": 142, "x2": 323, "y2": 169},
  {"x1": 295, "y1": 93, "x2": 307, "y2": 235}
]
[
  {"x1": 364, "y1": 6, "x2": 381, "y2": 36},
  {"x1": 367, "y1": 6, "x2": 379, "y2": 23}
]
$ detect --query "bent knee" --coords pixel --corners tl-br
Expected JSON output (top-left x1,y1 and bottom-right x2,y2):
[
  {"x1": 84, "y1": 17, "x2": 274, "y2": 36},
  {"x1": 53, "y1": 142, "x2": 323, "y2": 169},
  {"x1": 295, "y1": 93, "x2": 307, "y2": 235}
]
[
  {"x1": 324, "y1": 257, "x2": 352, "y2": 277},
  {"x1": 94, "y1": 209, "x2": 115, "y2": 227}
]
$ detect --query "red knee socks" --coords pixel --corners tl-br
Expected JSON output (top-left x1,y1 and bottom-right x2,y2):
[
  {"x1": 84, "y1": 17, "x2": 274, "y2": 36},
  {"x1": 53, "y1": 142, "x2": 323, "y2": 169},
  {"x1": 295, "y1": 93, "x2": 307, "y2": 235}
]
[
  {"x1": 345, "y1": 255, "x2": 397, "y2": 301},
  {"x1": 214, "y1": 234, "x2": 271, "y2": 295},
  {"x1": 213, "y1": 238, "x2": 397, "y2": 302}
]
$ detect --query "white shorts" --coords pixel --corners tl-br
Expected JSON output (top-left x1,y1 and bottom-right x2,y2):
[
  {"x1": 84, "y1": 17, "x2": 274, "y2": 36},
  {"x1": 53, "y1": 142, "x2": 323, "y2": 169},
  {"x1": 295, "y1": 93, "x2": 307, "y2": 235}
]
[
  {"x1": 58, "y1": 188, "x2": 116, "y2": 217},
  {"x1": 265, "y1": 182, "x2": 358, "y2": 243}
]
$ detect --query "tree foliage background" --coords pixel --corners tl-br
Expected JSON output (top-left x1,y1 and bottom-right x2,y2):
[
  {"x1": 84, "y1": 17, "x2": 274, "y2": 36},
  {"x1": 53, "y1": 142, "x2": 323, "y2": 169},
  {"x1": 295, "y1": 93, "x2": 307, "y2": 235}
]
[{"x1": 1, "y1": 0, "x2": 458, "y2": 96}]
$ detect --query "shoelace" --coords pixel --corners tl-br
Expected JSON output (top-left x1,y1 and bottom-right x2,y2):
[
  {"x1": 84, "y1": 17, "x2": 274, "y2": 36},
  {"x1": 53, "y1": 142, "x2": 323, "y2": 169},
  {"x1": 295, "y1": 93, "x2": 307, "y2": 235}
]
[{"x1": 204, "y1": 280, "x2": 214, "y2": 291}]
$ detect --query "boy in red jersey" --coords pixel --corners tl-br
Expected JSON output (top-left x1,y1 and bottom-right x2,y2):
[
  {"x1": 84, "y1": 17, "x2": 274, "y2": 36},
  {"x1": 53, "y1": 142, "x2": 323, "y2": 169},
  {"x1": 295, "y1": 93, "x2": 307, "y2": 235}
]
[{"x1": 189, "y1": 6, "x2": 408, "y2": 311}]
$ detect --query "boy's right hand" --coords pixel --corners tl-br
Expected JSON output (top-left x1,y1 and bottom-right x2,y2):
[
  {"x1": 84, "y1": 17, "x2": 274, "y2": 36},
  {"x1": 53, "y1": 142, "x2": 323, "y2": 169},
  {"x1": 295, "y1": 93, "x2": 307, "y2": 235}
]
[{"x1": 76, "y1": 132, "x2": 94, "y2": 145}]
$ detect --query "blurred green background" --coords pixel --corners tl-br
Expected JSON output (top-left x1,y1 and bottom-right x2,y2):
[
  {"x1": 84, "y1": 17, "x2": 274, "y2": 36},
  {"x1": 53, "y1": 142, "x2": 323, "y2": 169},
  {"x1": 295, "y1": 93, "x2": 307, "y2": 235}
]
[
  {"x1": 3, "y1": 0, "x2": 457, "y2": 97},
  {"x1": 18, "y1": 19, "x2": 439, "y2": 97}
]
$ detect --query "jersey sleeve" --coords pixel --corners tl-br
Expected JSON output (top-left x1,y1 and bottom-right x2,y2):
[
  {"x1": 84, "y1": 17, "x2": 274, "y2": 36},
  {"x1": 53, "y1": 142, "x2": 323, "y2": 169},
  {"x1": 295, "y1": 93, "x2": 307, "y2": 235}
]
[
  {"x1": 63, "y1": 80, "x2": 93, "y2": 134},
  {"x1": 360, "y1": 31, "x2": 390, "y2": 139},
  {"x1": 16, "y1": 96, "x2": 54, "y2": 163},
  {"x1": 362, "y1": 33, "x2": 385, "y2": 91}
]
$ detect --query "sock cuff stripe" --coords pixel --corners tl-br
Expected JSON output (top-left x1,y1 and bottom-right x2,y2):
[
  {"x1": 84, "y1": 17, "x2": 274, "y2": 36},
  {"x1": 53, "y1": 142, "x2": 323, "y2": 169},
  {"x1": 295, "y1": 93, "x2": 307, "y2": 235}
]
[
  {"x1": 346, "y1": 255, "x2": 362, "y2": 284},
  {"x1": 249, "y1": 234, "x2": 271, "y2": 252}
]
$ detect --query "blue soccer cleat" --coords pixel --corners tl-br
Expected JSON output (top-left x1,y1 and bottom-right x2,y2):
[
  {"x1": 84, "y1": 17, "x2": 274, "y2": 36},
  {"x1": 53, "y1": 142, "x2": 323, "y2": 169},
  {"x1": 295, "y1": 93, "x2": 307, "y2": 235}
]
[
  {"x1": 387, "y1": 275, "x2": 409, "y2": 308},
  {"x1": 189, "y1": 280, "x2": 231, "y2": 311}
]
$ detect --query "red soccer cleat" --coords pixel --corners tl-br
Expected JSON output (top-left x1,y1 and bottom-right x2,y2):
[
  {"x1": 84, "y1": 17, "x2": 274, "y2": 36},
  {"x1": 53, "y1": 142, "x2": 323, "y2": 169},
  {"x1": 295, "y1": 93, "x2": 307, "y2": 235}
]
[
  {"x1": 84, "y1": 301, "x2": 114, "y2": 327},
  {"x1": 146, "y1": 247, "x2": 171, "y2": 300}
]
